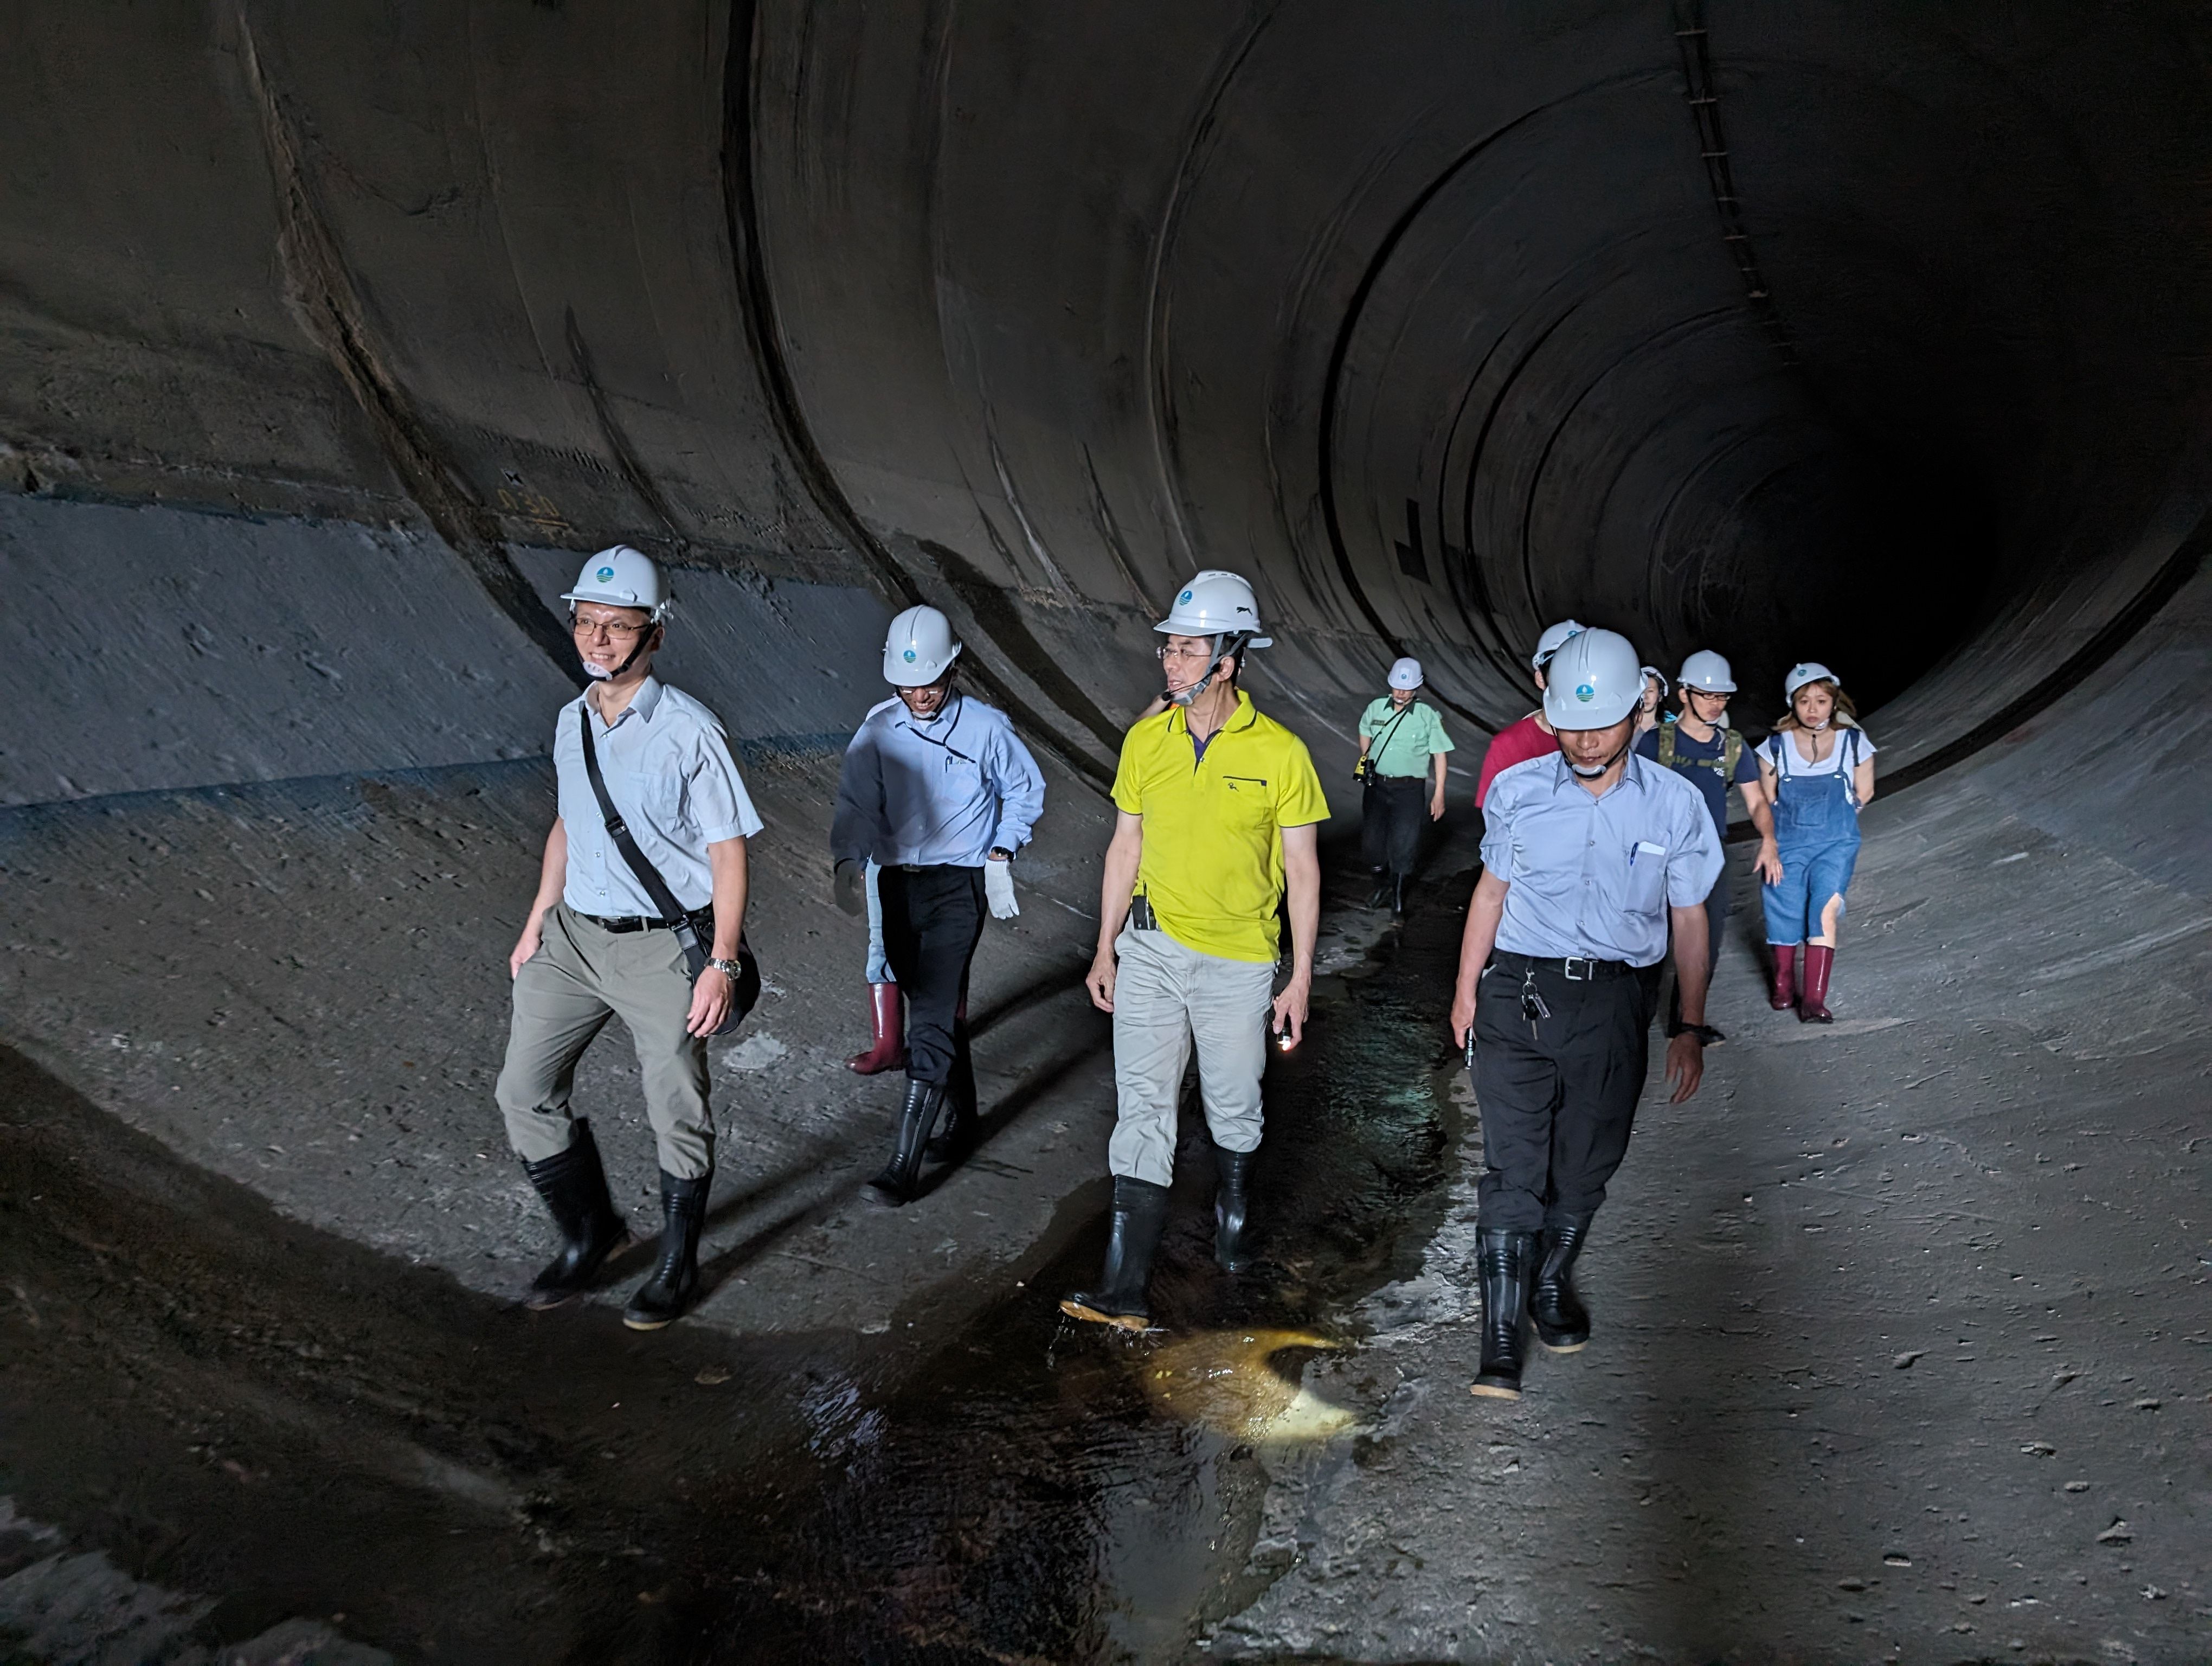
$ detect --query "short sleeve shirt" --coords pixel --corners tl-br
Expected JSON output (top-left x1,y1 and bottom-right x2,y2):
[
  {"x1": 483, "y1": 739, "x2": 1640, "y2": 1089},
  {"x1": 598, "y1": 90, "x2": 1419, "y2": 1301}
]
[
  {"x1": 1111, "y1": 691, "x2": 1330, "y2": 963},
  {"x1": 554, "y1": 678, "x2": 764, "y2": 917},
  {"x1": 1476, "y1": 713, "x2": 1556, "y2": 807},
  {"x1": 1479, "y1": 752, "x2": 1721, "y2": 966},
  {"x1": 1634, "y1": 720, "x2": 1760, "y2": 835},
  {"x1": 1358, "y1": 698, "x2": 1454, "y2": 778}
]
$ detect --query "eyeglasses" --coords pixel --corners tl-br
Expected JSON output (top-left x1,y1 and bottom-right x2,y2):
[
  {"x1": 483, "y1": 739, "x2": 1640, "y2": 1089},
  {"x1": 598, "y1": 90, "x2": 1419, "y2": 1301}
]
[
  {"x1": 572, "y1": 616, "x2": 653, "y2": 642},
  {"x1": 1156, "y1": 644, "x2": 1218, "y2": 664}
]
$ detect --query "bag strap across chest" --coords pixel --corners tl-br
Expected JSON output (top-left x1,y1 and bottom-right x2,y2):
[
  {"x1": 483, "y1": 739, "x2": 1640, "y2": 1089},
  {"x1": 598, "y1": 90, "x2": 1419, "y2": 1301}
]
[{"x1": 1658, "y1": 722, "x2": 1742, "y2": 779}]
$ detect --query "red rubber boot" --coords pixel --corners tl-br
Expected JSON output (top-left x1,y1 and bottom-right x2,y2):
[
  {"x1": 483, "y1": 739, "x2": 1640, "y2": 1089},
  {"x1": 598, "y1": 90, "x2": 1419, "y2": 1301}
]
[
  {"x1": 1768, "y1": 945, "x2": 1797, "y2": 1012},
  {"x1": 1798, "y1": 945, "x2": 1835, "y2": 1023},
  {"x1": 846, "y1": 983, "x2": 907, "y2": 1074}
]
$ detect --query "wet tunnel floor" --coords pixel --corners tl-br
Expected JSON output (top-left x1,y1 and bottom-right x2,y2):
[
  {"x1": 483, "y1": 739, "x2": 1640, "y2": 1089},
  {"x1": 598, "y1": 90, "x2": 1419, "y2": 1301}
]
[{"x1": 0, "y1": 866, "x2": 1473, "y2": 1664}]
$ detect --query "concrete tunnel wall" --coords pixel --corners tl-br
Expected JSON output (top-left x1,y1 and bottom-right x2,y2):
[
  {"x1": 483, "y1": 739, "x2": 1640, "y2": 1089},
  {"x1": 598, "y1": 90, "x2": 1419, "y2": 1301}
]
[{"x1": 5, "y1": 0, "x2": 2212, "y2": 813}]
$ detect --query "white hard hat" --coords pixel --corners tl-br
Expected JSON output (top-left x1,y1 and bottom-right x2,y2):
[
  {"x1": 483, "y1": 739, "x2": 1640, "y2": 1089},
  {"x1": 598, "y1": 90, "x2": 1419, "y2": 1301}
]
[
  {"x1": 1542, "y1": 627, "x2": 1645, "y2": 729},
  {"x1": 1678, "y1": 649, "x2": 1736, "y2": 693},
  {"x1": 883, "y1": 605, "x2": 962, "y2": 686},
  {"x1": 1641, "y1": 664, "x2": 1670, "y2": 698},
  {"x1": 1531, "y1": 618, "x2": 1587, "y2": 670},
  {"x1": 1784, "y1": 661, "x2": 1840, "y2": 700},
  {"x1": 563, "y1": 545, "x2": 671, "y2": 621},
  {"x1": 1387, "y1": 657, "x2": 1423, "y2": 690},
  {"x1": 1156, "y1": 570, "x2": 1272, "y2": 648}
]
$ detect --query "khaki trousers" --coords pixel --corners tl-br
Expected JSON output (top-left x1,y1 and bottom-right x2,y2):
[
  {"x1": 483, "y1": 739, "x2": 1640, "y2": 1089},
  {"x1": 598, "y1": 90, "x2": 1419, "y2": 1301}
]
[
  {"x1": 496, "y1": 904, "x2": 713, "y2": 1178},
  {"x1": 1106, "y1": 925, "x2": 1276, "y2": 1187}
]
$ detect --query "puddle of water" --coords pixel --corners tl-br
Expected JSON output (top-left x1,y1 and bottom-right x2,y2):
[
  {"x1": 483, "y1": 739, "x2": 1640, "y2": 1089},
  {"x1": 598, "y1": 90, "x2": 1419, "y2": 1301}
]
[
  {"x1": 664, "y1": 880, "x2": 1469, "y2": 1661},
  {"x1": 1139, "y1": 1329, "x2": 1360, "y2": 1443}
]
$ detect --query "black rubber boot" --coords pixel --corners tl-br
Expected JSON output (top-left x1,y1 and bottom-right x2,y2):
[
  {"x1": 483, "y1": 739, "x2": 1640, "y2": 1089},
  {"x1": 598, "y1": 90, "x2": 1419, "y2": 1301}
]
[
  {"x1": 1391, "y1": 872, "x2": 1409, "y2": 918},
  {"x1": 1531, "y1": 1214, "x2": 1594, "y2": 1351},
  {"x1": 867, "y1": 1079, "x2": 944, "y2": 1205},
  {"x1": 1213, "y1": 1144, "x2": 1256, "y2": 1272},
  {"x1": 1365, "y1": 869, "x2": 1391, "y2": 910},
  {"x1": 520, "y1": 1120, "x2": 630, "y2": 1311},
  {"x1": 1060, "y1": 1176, "x2": 1171, "y2": 1330},
  {"x1": 1470, "y1": 1228, "x2": 1538, "y2": 1398},
  {"x1": 622, "y1": 1168, "x2": 711, "y2": 1331}
]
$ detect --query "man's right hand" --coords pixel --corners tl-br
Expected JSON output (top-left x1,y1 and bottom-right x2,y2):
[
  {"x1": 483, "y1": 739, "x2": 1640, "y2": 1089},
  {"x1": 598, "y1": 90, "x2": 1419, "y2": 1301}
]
[
  {"x1": 509, "y1": 916, "x2": 544, "y2": 980},
  {"x1": 1449, "y1": 985, "x2": 1478, "y2": 1050},
  {"x1": 833, "y1": 857, "x2": 865, "y2": 917},
  {"x1": 1085, "y1": 949, "x2": 1118, "y2": 1013}
]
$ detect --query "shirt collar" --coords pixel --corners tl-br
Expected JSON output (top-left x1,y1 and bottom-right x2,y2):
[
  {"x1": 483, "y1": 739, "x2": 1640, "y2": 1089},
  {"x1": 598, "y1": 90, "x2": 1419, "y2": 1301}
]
[
  {"x1": 1170, "y1": 687, "x2": 1256, "y2": 737},
  {"x1": 576, "y1": 675, "x2": 664, "y2": 730}
]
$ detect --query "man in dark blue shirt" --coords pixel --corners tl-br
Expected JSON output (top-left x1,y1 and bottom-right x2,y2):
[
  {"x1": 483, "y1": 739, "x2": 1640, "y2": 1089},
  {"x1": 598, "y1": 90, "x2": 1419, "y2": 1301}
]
[{"x1": 1633, "y1": 650, "x2": 1780, "y2": 1040}]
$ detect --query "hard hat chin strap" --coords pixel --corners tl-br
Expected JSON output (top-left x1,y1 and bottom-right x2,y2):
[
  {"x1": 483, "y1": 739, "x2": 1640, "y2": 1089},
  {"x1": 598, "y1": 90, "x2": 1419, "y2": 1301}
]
[
  {"x1": 1568, "y1": 728, "x2": 1636, "y2": 779},
  {"x1": 1169, "y1": 632, "x2": 1250, "y2": 708}
]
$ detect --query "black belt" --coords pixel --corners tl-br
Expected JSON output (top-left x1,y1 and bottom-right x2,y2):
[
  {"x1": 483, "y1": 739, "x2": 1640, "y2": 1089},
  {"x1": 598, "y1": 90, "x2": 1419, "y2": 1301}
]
[
  {"x1": 574, "y1": 906, "x2": 712, "y2": 935},
  {"x1": 1488, "y1": 949, "x2": 1638, "y2": 983}
]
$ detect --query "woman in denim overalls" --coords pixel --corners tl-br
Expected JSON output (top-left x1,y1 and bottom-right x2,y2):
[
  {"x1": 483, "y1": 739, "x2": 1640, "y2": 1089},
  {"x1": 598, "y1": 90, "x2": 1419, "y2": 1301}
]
[{"x1": 1757, "y1": 663, "x2": 1878, "y2": 1022}]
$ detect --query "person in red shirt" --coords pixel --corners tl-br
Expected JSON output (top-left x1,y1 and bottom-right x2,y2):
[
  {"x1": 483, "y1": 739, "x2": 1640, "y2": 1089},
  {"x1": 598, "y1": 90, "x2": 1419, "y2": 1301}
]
[{"x1": 1475, "y1": 619, "x2": 1586, "y2": 808}]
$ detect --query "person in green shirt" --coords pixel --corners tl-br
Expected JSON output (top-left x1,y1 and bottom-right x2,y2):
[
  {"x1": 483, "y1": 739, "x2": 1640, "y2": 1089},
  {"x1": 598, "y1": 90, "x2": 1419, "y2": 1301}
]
[{"x1": 1356, "y1": 658, "x2": 1454, "y2": 915}]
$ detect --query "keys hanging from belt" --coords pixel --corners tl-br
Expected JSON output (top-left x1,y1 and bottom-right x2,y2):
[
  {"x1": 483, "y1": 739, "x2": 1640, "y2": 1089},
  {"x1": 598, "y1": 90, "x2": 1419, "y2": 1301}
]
[{"x1": 1519, "y1": 967, "x2": 1551, "y2": 1031}]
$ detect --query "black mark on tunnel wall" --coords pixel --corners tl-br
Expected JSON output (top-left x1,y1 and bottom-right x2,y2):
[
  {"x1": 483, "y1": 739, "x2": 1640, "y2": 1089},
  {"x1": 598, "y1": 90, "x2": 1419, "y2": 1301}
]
[
  {"x1": 719, "y1": 0, "x2": 1114, "y2": 792},
  {"x1": 234, "y1": 10, "x2": 585, "y2": 689},
  {"x1": 564, "y1": 304, "x2": 690, "y2": 558},
  {"x1": 920, "y1": 541, "x2": 1134, "y2": 757}
]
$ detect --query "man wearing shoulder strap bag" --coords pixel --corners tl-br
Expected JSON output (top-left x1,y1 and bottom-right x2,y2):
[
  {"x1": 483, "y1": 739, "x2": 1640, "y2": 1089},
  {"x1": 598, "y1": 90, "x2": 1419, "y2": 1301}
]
[
  {"x1": 1355, "y1": 657, "x2": 1453, "y2": 915},
  {"x1": 1632, "y1": 649, "x2": 1780, "y2": 1040},
  {"x1": 497, "y1": 546, "x2": 764, "y2": 1331}
]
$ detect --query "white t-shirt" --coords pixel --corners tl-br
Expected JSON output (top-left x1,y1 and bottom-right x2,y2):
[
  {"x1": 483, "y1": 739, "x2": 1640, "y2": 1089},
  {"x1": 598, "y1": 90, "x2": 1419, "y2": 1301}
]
[{"x1": 1763, "y1": 724, "x2": 1876, "y2": 778}]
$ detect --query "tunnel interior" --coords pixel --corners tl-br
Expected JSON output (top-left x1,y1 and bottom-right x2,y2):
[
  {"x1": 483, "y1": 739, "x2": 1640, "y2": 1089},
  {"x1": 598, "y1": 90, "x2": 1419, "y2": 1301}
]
[{"x1": 2, "y1": 2, "x2": 2209, "y2": 1660}]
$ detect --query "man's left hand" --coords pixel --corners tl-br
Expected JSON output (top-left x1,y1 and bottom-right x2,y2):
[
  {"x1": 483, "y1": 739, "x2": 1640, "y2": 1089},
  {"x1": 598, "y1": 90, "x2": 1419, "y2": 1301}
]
[
  {"x1": 686, "y1": 965, "x2": 735, "y2": 1037},
  {"x1": 1429, "y1": 793, "x2": 1446, "y2": 822},
  {"x1": 1269, "y1": 974, "x2": 1311, "y2": 1049},
  {"x1": 1663, "y1": 1031, "x2": 1705, "y2": 1102}
]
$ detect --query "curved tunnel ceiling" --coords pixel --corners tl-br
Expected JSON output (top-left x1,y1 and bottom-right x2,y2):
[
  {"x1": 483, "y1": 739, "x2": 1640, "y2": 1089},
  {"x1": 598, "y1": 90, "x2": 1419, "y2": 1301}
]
[{"x1": 3, "y1": 1, "x2": 2210, "y2": 798}]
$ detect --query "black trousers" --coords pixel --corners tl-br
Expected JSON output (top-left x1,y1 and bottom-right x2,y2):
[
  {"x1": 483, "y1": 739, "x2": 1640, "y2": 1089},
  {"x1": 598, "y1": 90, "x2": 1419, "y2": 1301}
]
[
  {"x1": 1360, "y1": 776, "x2": 1427, "y2": 876},
  {"x1": 878, "y1": 864, "x2": 985, "y2": 1106},
  {"x1": 1472, "y1": 957, "x2": 1662, "y2": 1232}
]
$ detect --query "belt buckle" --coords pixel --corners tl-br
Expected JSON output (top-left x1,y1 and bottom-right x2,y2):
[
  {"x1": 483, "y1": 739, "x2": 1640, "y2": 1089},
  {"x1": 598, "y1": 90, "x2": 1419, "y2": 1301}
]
[{"x1": 1561, "y1": 956, "x2": 1593, "y2": 982}]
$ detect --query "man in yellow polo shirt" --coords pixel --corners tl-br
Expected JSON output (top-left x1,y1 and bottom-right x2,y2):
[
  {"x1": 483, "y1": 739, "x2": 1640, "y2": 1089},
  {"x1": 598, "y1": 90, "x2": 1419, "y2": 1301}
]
[{"x1": 1062, "y1": 571, "x2": 1329, "y2": 1329}]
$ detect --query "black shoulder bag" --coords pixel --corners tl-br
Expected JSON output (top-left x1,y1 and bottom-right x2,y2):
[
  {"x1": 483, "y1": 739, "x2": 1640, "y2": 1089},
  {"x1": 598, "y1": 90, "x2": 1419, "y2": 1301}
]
[{"x1": 577, "y1": 706, "x2": 760, "y2": 1035}]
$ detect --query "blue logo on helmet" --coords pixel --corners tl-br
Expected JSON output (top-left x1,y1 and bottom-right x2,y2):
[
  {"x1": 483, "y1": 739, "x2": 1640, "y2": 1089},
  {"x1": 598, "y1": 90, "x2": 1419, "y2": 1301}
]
[
  {"x1": 1576, "y1": 682, "x2": 1596, "y2": 702},
  {"x1": 903, "y1": 648, "x2": 917, "y2": 663},
  {"x1": 596, "y1": 566, "x2": 615, "y2": 582},
  {"x1": 1178, "y1": 589, "x2": 1193, "y2": 604}
]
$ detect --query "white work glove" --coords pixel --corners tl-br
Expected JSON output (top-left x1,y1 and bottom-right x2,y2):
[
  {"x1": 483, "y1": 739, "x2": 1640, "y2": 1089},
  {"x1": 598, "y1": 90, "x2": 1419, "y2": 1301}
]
[
  {"x1": 833, "y1": 857, "x2": 865, "y2": 917},
  {"x1": 985, "y1": 856, "x2": 1019, "y2": 919}
]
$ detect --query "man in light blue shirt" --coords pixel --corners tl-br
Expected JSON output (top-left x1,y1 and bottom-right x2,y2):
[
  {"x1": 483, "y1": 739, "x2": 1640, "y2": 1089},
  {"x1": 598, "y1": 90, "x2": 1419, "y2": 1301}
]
[
  {"x1": 1448, "y1": 627, "x2": 1719, "y2": 1401},
  {"x1": 832, "y1": 605, "x2": 1045, "y2": 1203},
  {"x1": 499, "y1": 547, "x2": 763, "y2": 1332}
]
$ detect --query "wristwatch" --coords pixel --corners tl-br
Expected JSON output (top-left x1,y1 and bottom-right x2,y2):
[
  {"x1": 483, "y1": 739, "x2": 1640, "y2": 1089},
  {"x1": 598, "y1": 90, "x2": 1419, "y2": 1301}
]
[
  {"x1": 988, "y1": 847, "x2": 1014, "y2": 861},
  {"x1": 706, "y1": 956, "x2": 745, "y2": 981},
  {"x1": 1682, "y1": 1023, "x2": 1722, "y2": 1046}
]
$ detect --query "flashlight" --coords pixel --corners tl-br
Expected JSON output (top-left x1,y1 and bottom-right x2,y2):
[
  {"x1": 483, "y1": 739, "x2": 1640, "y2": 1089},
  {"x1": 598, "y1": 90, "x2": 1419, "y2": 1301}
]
[{"x1": 1275, "y1": 1013, "x2": 1297, "y2": 1053}]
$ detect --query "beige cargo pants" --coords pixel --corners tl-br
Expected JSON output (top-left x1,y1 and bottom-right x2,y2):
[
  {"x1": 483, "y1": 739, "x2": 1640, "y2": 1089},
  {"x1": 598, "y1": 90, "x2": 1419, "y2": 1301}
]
[
  {"x1": 1106, "y1": 924, "x2": 1276, "y2": 1187},
  {"x1": 496, "y1": 904, "x2": 713, "y2": 1179}
]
